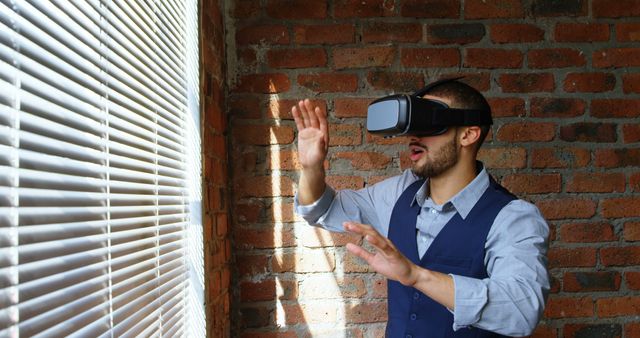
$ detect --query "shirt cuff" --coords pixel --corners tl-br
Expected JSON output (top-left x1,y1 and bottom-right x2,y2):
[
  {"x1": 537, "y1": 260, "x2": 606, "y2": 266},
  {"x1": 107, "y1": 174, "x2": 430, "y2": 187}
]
[
  {"x1": 451, "y1": 274, "x2": 489, "y2": 331},
  {"x1": 294, "y1": 185, "x2": 336, "y2": 225}
]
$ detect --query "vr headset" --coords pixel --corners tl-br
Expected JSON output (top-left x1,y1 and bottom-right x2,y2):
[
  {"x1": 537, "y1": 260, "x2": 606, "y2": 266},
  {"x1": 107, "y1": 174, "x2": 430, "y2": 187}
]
[{"x1": 366, "y1": 77, "x2": 492, "y2": 137}]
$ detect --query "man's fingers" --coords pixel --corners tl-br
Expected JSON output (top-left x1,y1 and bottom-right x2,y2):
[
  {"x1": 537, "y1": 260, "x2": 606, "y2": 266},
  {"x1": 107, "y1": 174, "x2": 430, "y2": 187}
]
[
  {"x1": 317, "y1": 107, "x2": 329, "y2": 148},
  {"x1": 298, "y1": 100, "x2": 311, "y2": 127},
  {"x1": 343, "y1": 221, "x2": 376, "y2": 236},
  {"x1": 304, "y1": 99, "x2": 320, "y2": 129},
  {"x1": 292, "y1": 106, "x2": 305, "y2": 131}
]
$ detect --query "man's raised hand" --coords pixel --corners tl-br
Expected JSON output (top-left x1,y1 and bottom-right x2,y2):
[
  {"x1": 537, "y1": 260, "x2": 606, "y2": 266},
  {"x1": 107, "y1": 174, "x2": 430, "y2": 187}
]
[{"x1": 292, "y1": 99, "x2": 329, "y2": 170}]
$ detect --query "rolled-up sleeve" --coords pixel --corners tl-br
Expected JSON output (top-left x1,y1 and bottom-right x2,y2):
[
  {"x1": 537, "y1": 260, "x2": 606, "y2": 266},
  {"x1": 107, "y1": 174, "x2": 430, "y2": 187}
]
[
  {"x1": 294, "y1": 170, "x2": 419, "y2": 236},
  {"x1": 452, "y1": 200, "x2": 550, "y2": 337}
]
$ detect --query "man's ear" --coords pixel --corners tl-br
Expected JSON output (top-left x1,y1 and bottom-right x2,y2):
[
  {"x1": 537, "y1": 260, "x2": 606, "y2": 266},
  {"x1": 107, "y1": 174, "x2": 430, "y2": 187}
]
[{"x1": 458, "y1": 126, "x2": 482, "y2": 148}]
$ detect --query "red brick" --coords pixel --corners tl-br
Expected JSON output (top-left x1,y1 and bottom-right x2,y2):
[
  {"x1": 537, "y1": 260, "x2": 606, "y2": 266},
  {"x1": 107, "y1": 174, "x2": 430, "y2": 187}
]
[
  {"x1": 564, "y1": 72, "x2": 616, "y2": 93},
  {"x1": 536, "y1": 198, "x2": 596, "y2": 220},
  {"x1": 530, "y1": 325, "x2": 557, "y2": 338},
  {"x1": 601, "y1": 246, "x2": 640, "y2": 266},
  {"x1": 367, "y1": 71, "x2": 425, "y2": 92},
  {"x1": 240, "y1": 279, "x2": 277, "y2": 302},
  {"x1": 548, "y1": 247, "x2": 597, "y2": 268},
  {"x1": 427, "y1": 23, "x2": 485, "y2": 45},
  {"x1": 233, "y1": 0, "x2": 261, "y2": 19},
  {"x1": 329, "y1": 123, "x2": 362, "y2": 146},
  {"x1": 236, "y1": 25, "x2": 289, "y2": 45},
  {"x1": 563, "y1": 324, "x2": 622, "y2": 338},
  {"x1": 490, "y1": 24, "x2": 544, "y2": 43},
  {"x1": 501, "y1": 173, "x2": 561, "y2": 194},
  {"x1": 267, "y1": 48, "x2": 327, "y2": 69},
  {"x1": 332, "y1": 47, "x2": 396, "y2": 69},
  {"x1": 235, "y1": 201, "x2": 263, "y2": 223},
  {"x1": 593, "y1": 99, "x2": 640, "y2": 118},
  {"x1": 401, "y1": 0, "x2": 460, "y2": 18},
  {"x1": 235, "y1": 73, "x2": 291, "y2": 94},
  {"x1": 623, "y1": 124, "x2": 640, "y2": 143},
  {"x1": 401, "y1": 48, "x2": 460, "y2": 68},
  {"x1": 281, "y1": 302, "x2": 338, "y2": 324},
  {"x1": 478, "y1": 147, "x2": 527, "y2": 169},
  {"x1": 342, "y1": 250, "x2": 375, "y2": 272},
  {"x1": 334, "y1": 98, "x2": 372, "y2": 118},
  {"x1": 236, "y1": 48, "x2": 258, "y2": 70},
  {"x1": 464, "y1": 0, "x2": 524, "y2": 19},
  {"x1": 496, "y1": 122, "x2": 555, "y2": 142},
  {"x1": 597, "y1": 296, "x2": 640, "y2": 317},
  {"x1": 595, "y1": 148, "x2": 640, "y2": 168},
  {"x1": 531, "y1": 147, "x2": 590, "y2": 169},
  {"x1": 293, "y1": 24, "x2": 355, "y2": 45},
  {"x1": 267, "y1": 150, "x2": 302, "y2": 170},
  {"x1": 335, "y1": 151, "x2": 392, "y2": 170},
  {"x1": 623, "y1": 73, "x2": 640, "y2": 93},
  {"x1": 228, "y1": 95, "x2": 261, "y2": 119},
  {"x1": 633, "y1": 173, "x2": 640, "y2": 192},
  {"x1": 272, "y1": 250, "x2": 336, "y2": 273},
  {"x1": 334, "y1": 0, "x2": 393, "y2": 18},
  {"x1": 528, "y1": 48, "x2": 586, "y2": 68},
  {"x1": 533, "y1": 1, "x2": 586, "y2": 16},
  {"x1": 563, "y1": 271, "x2": 621, "y2": 292},
  {"x1": 625, "y1": 222, "x2": 640, "y2": 241},
  {"x1": 498, "y1": 73, "x2": 555, "y2": 93},
  {"x1": 617, "y1": 23, "x2": 640, "y2": 42},
  {"x1": 362, "y1": 22, "x2": 422, "y2": 43},
  {"x1": 233, "y1": 125, "x2": 294, "y2": 145},
  {"x1": 326, "y1": 175, "x2": 365, "y2": 190},
  {"x1": 568, "y1": 172, "x2": 626, "y2": 193},
  {"x1": 298, "y1": 275, "x2": 367, "y2": 299},
  {"x1": 345, "y1": 302, "x2": 388, "y2": 323},
  {"x1": 554, "y1": 23, "x2": 610, "y2": 42},
  {"x1": 626, "y1": 323, "x2": 640, "y2": 338},
  {"x1": 266, "y1": 98, "x2": 327, "y2": 120},
  {"x1": 544, "y1": 296, "x2": 593, "y2": 318},
  {"x1": 266, "y1": 0, "x2": 327, "y2": 19},
  {"x1": 487, "y1": 98, "x2": 525, "y2": 117},
  {"x1": 298, "y1": 73, "x2": 358, "y2": 93},
  {"x1": 593, "y1": 48, "x2": 640, "y2": 68},
  {"x1": 601, "y1": 197, "x2": 640, "y2": 218},
  {"x1": 464, "y1": 48, "x2": 523, "y2": 69},
  {"x1": 593, "y1": 0, "x2": 640, "y2": 17},
  {"x1": 437, "y1": 72, "x2": 491, "y2": 92},
  {"x1": 236, "y1": 254, "x2": 269, "y2": 278},
  {"x1": 530, "y1": 98, "x2": 585, "y2": 118},
  {"x1": 236, "y1": 175, "x2": 295, "y2": 198},
  {"x1": 268, "y1": 201, "x2": 305, "y2": 223},
  {"x1": 560, "y1": 222, "x2": 616, "y2": 243},
  {"x1": 560, "y1": 123, "x2": 617, "y2": 143},
  {"x1": 626, "y1": 271, "x2": 640, "y2": 289}
]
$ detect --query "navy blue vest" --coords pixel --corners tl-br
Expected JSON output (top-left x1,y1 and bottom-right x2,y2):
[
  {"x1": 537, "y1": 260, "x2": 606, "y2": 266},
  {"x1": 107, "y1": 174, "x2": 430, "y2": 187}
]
[{"x1": 386, "y1": 176, "x2": 515, "y2": 338}]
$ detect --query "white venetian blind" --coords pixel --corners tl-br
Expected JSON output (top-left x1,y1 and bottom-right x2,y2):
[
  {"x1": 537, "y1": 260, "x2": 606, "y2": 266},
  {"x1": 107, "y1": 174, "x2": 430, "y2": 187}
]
[{"x1": 0, "y1": 0, "x2": 204, "y2": 337}]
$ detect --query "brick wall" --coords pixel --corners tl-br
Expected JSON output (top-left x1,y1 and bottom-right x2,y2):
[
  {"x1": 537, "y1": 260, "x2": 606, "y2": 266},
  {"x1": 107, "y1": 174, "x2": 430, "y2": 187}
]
[
  {"x1": 202, "y1": 0, "x2": 231, "y2": 336},
  {"x1": 225, "y1": 1, "x2": 640, "y2": 337}
]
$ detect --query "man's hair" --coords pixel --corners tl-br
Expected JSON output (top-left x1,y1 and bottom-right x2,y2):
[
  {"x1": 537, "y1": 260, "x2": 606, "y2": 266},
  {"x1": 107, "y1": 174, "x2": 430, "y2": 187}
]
[{"x1": 423, "y1": 80, "x2": 491, "y2": 150}]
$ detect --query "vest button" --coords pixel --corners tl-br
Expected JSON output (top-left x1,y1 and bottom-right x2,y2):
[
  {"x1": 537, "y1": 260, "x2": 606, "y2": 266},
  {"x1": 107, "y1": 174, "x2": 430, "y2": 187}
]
[
  {"x1": 413, "y1": 292, "x2": 419, "y2": 300},
  {"x1": 410, "y1": 313, "x2": 417, "y2": 320},
  {"x1": 406, "y1": 335, "x2": 412, "y2": 338}
]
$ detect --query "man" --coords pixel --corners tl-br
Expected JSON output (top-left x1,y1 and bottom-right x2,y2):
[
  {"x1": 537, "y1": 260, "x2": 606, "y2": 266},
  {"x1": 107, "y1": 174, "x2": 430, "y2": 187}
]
[{"x1": 292, "y1": 79, "x2": 549, "y2": 337}]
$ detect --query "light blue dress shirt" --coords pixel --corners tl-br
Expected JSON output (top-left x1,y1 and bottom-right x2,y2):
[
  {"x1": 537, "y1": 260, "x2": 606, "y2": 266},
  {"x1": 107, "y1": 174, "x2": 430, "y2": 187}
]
[{"x1": 295, "y1": 163, "x2": 550, "y2": 337}]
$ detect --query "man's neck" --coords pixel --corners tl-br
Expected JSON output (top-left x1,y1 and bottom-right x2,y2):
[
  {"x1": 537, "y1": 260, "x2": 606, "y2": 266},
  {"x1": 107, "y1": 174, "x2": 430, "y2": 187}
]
[{"x1": 428, "y1": 160, "x2": 478, "y2": 205}]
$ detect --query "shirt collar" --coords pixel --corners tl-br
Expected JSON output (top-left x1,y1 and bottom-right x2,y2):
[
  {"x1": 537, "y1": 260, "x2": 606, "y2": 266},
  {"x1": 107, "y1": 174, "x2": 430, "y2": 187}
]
[{"x1": 411, "y1": 161, "x2": 490, "y2": 219}]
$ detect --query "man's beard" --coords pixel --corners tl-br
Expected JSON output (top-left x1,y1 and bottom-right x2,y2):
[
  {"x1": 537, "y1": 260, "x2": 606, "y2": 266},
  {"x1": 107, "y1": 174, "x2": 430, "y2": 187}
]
[{"x1": 411, "y1": 135, "x2": 459, "y2": 179}]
